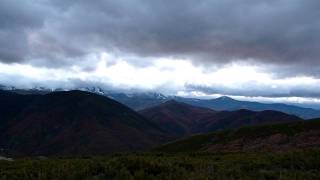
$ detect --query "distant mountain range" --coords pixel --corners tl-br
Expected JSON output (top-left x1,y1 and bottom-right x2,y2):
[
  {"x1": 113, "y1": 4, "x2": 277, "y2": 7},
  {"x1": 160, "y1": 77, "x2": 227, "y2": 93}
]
[
  {"x1": 174, "y1": 96, "x2": 320, "y2": 119},
  {"x1": 154, "y1": 119, "x2": 320, "y2": 153},
  {"x1": 110, "y1": 93, "x2": 320, "y2": 119},
  {"x1": 0, "y1": 90, "x2": 171, "y2": 156},
  {"x1": 1, "y1": 85, "x2": 320, "y2": 119},
  {"x1": 140, "y1": 100, "x2": 302, "y2": 137}
]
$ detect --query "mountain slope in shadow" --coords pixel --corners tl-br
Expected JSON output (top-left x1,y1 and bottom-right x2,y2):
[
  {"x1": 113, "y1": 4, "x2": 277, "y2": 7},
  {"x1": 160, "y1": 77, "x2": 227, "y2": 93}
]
[
  {"x1": 140, "y1": 100, "x2": 302, "y2": 137},
  {"x1": 0, "y1": 90, "x2": 170, "y2": 156},
  {"x1": 154, "y1": 119, "x2": 320, "y2": 153},
  {"x1": 139, "y1": 100, "x2": 216, "y2": 136}
]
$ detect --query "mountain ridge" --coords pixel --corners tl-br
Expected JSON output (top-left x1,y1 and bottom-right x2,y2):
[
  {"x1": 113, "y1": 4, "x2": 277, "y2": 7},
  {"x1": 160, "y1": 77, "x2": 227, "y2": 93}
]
[{"x1": 140, "y1": 100, "x2": 302, "y2": 137}]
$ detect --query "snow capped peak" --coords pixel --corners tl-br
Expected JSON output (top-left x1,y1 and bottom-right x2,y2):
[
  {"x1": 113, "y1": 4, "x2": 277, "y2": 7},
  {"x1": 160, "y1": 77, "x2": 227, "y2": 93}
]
[
  {"x1": 78, "y1": 86, "x2": 106, "y2": 95},
  {"x1": 143, "y1": 92, "x2": 167, "y2": 99}
]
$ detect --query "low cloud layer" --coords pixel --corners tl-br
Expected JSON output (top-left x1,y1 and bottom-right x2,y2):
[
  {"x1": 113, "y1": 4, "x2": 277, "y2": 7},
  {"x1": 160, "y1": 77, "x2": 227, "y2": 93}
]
[{"x1": 1, "y1": 56, "x2": 320, "y2": 98}]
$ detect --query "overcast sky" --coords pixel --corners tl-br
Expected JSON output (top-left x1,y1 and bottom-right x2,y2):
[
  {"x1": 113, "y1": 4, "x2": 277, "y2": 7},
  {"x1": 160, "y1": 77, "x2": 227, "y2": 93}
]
[{"x1": 1, "y1": 0, "x2": 320, "y2": 107}]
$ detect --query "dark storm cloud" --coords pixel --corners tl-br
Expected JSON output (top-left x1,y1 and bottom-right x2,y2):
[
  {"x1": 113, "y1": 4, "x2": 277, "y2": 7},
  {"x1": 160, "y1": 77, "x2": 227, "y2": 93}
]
[
  {"x1": 0, "y1": 0, "x2": 49, "y2": 63},
  {"x1": 1, "y1": 0, "x2": 320, "y2": 73}
]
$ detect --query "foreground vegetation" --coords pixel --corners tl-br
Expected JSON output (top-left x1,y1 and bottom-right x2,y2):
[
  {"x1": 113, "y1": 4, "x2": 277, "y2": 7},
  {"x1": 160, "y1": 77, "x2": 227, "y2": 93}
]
[{"x1": 1, "y1": 149, "x2": 320, "y2": 179}]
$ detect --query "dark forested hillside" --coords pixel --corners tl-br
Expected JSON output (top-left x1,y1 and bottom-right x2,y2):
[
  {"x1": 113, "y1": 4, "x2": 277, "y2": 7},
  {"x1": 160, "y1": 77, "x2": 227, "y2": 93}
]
[
  {"x1": 0, "y1": 90, "x2": 171, "y2": 156},
  {"x1": 139, "y1": 100, "x2": 216, "y2": 136},
  {"x1": 140, "y1": 100, "x2": 302, "y2": 137},
  {"x1": 154, "y1": 119, "x2": 320, "y2": 153}
]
